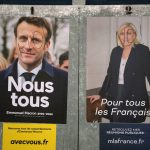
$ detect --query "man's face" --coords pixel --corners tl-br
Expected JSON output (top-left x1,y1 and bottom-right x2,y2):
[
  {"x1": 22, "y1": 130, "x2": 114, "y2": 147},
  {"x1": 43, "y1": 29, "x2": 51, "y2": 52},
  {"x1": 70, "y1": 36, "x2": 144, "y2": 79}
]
[
  {"x1": 16, "y1": 21, "x2": 50, "y2": 70},
  {"x1": 60, "y1": 60, "x2": 69, "y2": 72}
]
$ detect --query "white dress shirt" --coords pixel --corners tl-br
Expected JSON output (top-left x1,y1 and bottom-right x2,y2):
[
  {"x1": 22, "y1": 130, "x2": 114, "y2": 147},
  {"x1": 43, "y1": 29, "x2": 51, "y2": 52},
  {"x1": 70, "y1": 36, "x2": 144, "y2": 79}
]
[
  {"x1": 17, "y1": 61, "x2": 42, "y2": 84},
  {"x1": 118, "y1": 58, "x2": 127, "y2": 84}
]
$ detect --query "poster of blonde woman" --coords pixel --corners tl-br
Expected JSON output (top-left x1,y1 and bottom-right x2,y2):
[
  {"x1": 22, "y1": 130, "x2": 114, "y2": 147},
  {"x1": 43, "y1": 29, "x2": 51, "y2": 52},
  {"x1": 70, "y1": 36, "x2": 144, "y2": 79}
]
[{"x1": 86, "y1": 17, "x2": 150, "y2": 123}]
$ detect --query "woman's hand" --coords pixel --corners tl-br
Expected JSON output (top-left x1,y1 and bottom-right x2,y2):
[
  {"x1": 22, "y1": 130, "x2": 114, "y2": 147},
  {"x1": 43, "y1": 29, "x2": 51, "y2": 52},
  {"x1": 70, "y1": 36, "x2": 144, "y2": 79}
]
[{"x1": 87, "y1": 95, "x2": 101, "y2": 104}]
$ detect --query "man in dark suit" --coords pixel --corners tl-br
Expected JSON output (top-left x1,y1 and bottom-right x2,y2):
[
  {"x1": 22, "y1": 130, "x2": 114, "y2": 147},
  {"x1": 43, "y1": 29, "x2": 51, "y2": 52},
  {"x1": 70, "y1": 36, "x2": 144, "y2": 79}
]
[
  {"x1": 59, "y1": 51, "x2": 69, "y2": 71},
  {"x1": 0, "y1": 16, "x2": 68, "y2": 124}
]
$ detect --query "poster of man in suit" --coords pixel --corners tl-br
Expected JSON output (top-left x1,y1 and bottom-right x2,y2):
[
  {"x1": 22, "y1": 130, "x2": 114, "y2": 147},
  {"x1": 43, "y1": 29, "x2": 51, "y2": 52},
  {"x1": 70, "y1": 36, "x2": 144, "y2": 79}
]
[{"x1": 0, "y1": 16, "x2": 69, "y2": 124}]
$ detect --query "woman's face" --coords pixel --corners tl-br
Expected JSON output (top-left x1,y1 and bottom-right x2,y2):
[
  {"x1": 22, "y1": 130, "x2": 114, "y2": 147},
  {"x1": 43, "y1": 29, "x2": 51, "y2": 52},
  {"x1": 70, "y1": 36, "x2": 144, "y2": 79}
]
[{"x1": 119, "y1": 26, "x2": 136, "y2": 47}]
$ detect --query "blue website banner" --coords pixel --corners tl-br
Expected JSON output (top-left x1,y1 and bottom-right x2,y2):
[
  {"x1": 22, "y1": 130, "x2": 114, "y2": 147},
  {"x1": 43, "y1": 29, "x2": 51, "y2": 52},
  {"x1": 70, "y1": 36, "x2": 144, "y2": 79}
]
[
  {"x1": 0, "y1": 0, "x2": 72, "y2": 5},
  {"x1": 100, "y1": 123, "x2": 150, "y2": 150},
  {"x1": 86, "y1": 0, "x2": 150, "y2": 4}
]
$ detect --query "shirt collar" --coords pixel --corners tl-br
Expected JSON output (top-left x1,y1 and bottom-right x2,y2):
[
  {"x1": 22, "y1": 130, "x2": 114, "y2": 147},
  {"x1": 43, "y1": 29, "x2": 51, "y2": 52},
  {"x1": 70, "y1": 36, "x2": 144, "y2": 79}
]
[
  {"x1": 17, "y1": 61, "x2": 42, "y2": 77},
  {"x1": 4, "y1": 59, "x2": 54, "y2": 79}
]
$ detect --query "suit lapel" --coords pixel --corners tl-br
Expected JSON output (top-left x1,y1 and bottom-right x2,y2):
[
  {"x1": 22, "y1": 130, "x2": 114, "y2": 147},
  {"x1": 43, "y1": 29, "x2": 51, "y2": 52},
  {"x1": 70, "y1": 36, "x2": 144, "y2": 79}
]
[
  {"x1": 124, "y1": 46, "x2": 136, "y2": 88},
  {"x1": 124, "y1": 47, "x2": 136, "y2": 76},
  {"x1": 114, "y1": 47, "x2": 123, "y2": 80}
]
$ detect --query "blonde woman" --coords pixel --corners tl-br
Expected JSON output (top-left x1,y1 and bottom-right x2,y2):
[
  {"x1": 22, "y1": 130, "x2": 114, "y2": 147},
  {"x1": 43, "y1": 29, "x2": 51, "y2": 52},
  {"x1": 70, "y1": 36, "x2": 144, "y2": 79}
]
[
  {"x1": 0, "y1": 54, "x2": 8, "y2": 71},
  {"x1": 88, "y1": 22, "x2": 150, "y2": 123}
]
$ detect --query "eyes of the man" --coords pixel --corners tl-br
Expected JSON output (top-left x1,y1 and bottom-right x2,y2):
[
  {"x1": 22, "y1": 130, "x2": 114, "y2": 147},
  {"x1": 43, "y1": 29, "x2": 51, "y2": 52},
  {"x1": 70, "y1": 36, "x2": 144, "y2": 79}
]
[
  {"x1": 64, "y1": 66, "x2": 68, "y2": 69},
  {"x1": 18, "y1": 36, "x2": 43, "y2": 43}
]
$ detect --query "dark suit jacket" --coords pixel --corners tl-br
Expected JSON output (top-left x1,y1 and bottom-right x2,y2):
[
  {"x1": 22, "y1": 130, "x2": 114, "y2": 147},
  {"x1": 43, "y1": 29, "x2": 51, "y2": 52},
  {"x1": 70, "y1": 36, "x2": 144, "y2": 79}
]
[
  {"x1": 0, "y1": 59, "x2": 68, "y2": 124},
  {"x1": 99, "y1": 44, "x2": 150, "y2": 123}
]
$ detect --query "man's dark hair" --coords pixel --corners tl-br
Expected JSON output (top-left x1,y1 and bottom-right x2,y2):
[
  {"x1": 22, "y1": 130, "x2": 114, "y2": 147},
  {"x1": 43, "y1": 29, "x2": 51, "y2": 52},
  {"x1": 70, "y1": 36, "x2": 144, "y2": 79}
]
[
  {"x1": 59, "y1": 51, "x2": 69, "y2": 66},
  {"x1": 14, "y1": 16, "x2": 52, "y2": 42}
]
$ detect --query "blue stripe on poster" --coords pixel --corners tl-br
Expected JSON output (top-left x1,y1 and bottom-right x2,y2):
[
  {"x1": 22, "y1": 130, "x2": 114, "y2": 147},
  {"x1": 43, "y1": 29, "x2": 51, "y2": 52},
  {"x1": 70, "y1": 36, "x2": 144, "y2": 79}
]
[
  {"x1": 86, "y1": 0, "x2": 150, "y2": 4},
  {"x1": 0, "y1": 0, "x2": 72, "y2": 5},
  {"x1": 100, "y1": 123, "x2": 150, "y2": 150}
]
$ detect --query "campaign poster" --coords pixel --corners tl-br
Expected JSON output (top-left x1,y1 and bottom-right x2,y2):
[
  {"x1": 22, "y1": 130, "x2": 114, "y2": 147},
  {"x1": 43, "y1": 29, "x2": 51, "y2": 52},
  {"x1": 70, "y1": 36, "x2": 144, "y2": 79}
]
[
  {"x1": 0, "y1": 0, "x2": 72, "y2": 5},
  {"x1": 0, "y1": 16, "x2": 69, "y2": 124},
  {"x1": 100, "y1": 123, "x2": 150, "y2": 150},
  {"x1": 2, "y1": 123, "x2": 56, "y2": 150},
  {"x1": 86, "y1": 0, "x2": 149, "y2": 5},
  {"x1": 86, "y1": 16, "x2": 150, "y2": 123}
]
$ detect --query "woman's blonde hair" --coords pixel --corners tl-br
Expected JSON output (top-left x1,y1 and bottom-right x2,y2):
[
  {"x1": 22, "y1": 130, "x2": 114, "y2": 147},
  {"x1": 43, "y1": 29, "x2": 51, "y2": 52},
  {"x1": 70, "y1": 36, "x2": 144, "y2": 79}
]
[
  {"x1": 116, "y1": 22, "x2": 140, "y2": 47},
  {"x1": 0, "y1": 53, "x2": 8, "y2": 71}
]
